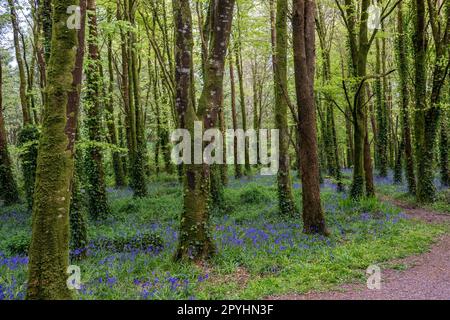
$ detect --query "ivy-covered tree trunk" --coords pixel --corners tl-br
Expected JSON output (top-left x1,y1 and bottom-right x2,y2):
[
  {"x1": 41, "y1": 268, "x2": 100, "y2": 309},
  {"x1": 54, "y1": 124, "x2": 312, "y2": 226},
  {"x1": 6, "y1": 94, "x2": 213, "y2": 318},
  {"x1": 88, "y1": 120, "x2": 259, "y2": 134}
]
[
  {"x1": 66, "y1": 0, "x2": 88, "y2": 260},
  {"x1": 173, "y1": 0, "x2": 235, "y2": 262},
  {"x1": 340, "y1": 0, "x2": 384, "y2": 199},
  {"x1": 396, "y1": 2, "x2": 416, "y2": 194},
  {"x1": 273, "y1": 0, "x2": 296, "y2": 216},
  {"x1": 440, "y1": 110, "x2": 449, "y2": 187},
  {"x1": 41, "y1": 0, "x2": 52, "y2": 62},
  {"x1": 293, "y1": 0, "x2": 328, "y2": 235},
  {"x1": 9, "y1": 0, "x2": 40, "y2": 209},
  {"x1": 85, "y1": 0, "x2": 110, "y2": 220},
  {"x1": 128, "y1": 0, "x2": 148, "y2": 197},
  {"x1": 70, "y1": 135, "x2": 88, "y2": 260},
  {"x1": 375, "y1": 38, "x2": 388, "y2": 177},
  {"x1": 27, "y1": 0, "x2": 79, "y2": 300},
  {"x1": 364, "y1": 87, "x2": 375, "y2": 197},
  {"x1": 0, "y1": 58, "x2": 20, "y2": 206},
  {"x1": 412, "y1": 0, "x2": 449, "y2": 203}
]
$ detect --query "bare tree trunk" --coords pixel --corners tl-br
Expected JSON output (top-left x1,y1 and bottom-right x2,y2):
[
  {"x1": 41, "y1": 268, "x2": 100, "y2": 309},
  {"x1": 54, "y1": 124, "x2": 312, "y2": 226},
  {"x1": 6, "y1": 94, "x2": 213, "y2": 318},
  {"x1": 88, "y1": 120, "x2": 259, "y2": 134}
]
[{"x1": 293, "y1": 0, "x2": 328, "y2": 235}]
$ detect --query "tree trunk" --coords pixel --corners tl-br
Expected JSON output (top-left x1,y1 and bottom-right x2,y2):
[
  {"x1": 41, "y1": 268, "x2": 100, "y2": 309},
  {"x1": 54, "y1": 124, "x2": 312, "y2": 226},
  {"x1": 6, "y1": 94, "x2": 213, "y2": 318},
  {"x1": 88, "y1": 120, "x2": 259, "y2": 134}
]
[
  {"x1": 0, "y1": 57, "x2": 20, "y2": 206},
  {"x1": 27, "y1": 0, "x2": 80, "y2": 299},
  {"x1": 7, "y1": 0, "x2": 31, "y2": 125},
  {"x1": 85, "y1": 0, "x2": 110, "y2": 220},
  {"x1": 273, "y1": 0, "x2": 296, "y2": 216},
  {"x1": 293, "y1": 0, "x2": 328, "y2": 235},
  {"x1": 397, "y1": 2, "x2": 416, "y2": 194},
  {"x1": 106, "y1": 33, "x2": 126, "y2": 187},
  {"x1": 229, "y1": 53, "x2": 242, "y2": 179},
  {"x1": 173, "y1": 0, "x2": 235, "y2": 262}
]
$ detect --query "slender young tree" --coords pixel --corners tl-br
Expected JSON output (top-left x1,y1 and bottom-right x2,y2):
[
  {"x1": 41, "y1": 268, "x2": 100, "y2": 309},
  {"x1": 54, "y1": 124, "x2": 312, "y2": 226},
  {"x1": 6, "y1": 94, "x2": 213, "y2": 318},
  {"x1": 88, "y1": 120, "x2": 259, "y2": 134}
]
[
  {"x1": 273, "y1": 0, "x2": 296, "y2": 216},
  {"x1": 27, "y1": 0, "x2": 79, "y2": 299},
  {"x1": 229, "y1": 52, "x2": 242, "y2": 178},
  {"x1": 293, "y1": 0, "x2": 328, "y2": 235},
  {"x1": 106, "y1": 29, "x2": 126, "y2": 187},
  {"x1": 0, "y1": 56, "x2": 20, "y2": 206},
  {"x1": 7, "y1": 0, "x2": 30, "y2": 125}
]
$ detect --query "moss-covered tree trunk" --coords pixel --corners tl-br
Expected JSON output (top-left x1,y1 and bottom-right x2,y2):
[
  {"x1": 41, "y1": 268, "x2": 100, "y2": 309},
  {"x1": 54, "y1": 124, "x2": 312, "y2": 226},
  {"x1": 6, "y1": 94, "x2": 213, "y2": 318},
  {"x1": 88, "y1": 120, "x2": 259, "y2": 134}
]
[
  {"x1": 173, "y1": 0, "x2": 235, "y2": 262},
  {"x1": 66, "y1": 0, "x2": 88, "y2": 260},
  {"x1": 0, "y1": 57, "x2": 20, "y2": 206},
  {"x1": 27, "y1": 0, "x2": 79, "y2": 300},
  {"x1": 413, "y1": 0, "x2": 448, "y2": 203},
  {"x1": 396, "y1": 2, "x2": 416, "y2": 194},
  {"x1": 364, "y1": 85, "x2": 375, "y2": 197},
  {"x1": 440, "y1": 110, "x2": 449, "y2": 187},
  {"x1": 41, "y1": 0, "x2": 52, "y2": 62},
  {"x1": 375, "y1": 38, "x2": 388, "y2": 177},
  {"x1": 85, "y1": 0, "x2": 110, "y2": 220},
  {"x1": 128, "y1": 0, "x2": 148, "y2": 197},
  {"x1": 273, "y1": 0, "x2": 296, "y2": 216}
]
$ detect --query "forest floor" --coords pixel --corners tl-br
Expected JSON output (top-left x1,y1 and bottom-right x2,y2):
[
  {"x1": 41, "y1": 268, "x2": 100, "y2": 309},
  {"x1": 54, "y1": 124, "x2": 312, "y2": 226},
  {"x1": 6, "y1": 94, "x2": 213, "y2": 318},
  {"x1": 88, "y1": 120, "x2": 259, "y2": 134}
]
[
  {"x1": 1, "y1": 171, "x2": 449, "y2": 300},
  {"x1": 270, "y1": 195, "x2": 450, "y2": 300}
]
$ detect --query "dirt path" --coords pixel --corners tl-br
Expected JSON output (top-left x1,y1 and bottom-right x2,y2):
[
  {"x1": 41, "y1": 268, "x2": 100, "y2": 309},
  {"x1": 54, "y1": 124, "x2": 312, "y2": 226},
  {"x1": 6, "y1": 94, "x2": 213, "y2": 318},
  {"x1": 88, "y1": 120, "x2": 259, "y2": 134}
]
[{"x1": 269, "y1": 197, "x2": 450, "y2": 300}]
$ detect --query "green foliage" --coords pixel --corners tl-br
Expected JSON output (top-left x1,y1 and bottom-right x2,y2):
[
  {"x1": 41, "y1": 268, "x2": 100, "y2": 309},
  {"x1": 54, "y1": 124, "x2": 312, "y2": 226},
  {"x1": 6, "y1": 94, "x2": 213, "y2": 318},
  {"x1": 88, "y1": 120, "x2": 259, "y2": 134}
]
[
  {"x1": 93, "y1": 232, "x2": 163, "y2": 252},
  {"x1": 239, "y1": 183, "x2": 271, "y2": 205},
  {"x1": 4, "y1": 231, "x2": 30, "y2": 256},
  {"x1": 17, "y1": 125, "x2": 39, "y2": 210}
]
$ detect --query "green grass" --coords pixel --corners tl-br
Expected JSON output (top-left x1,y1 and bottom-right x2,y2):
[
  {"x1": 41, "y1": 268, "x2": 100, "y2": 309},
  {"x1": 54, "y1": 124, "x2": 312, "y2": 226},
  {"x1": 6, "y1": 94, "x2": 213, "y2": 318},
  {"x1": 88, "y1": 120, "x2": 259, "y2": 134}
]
[{"x1": 0, "y1": 174, "x2": 447, "y2": 300}]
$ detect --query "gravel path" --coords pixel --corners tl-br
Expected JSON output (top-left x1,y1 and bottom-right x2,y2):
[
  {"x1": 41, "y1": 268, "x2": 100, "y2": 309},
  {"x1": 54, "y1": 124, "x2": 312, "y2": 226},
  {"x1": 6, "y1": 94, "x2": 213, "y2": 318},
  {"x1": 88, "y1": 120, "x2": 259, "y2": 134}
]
[{"x1": 269, "y1": 198, "x2": 450, "y2": 300}]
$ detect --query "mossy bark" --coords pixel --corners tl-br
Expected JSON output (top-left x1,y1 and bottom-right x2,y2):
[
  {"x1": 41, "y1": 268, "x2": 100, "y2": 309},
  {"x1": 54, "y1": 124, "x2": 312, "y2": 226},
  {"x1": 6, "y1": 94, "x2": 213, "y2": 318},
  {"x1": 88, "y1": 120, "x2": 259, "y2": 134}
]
[
  {"x1": 440, "y1": 111, "x2": 449, "y2": 187},
  {"x1": 18, "y1": 125, "x2": 40, "y2": 210},
  {"x1": 375, "y1": 38, "x2": 388, "y2": 177},
  {"x1": 412, "y1": 0, "x2": 448, "y2": 203},
  {"x1": 173, "y1": 0, "x2": 235, "y2": 262},
  {"x1": 396, "y1": 2, "x2": 416, "y2": 194},
  {"x1": 126, "y1": 0, "x2": 148, "y2": 197},
  {"x1": 27, "y1": 0, "x2": 79, "y2": 300},
  {"x1": 85, "y1": 0, "x2": 110, "y2": 220},
  {"x1": 273, "y1": 0, "x2": 296, "y2": 216}
]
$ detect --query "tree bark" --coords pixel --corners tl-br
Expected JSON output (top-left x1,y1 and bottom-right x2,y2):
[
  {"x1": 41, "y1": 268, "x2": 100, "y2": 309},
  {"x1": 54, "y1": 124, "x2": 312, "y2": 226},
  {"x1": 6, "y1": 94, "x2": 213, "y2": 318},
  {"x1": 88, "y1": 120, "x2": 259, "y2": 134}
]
[
  {"x1": 173, "y1": 0, "x2": 235, "y2": 262},
  {"x1": 273, "y1": 0, "x2": 296, "y2": 216},
  {"x1": 293, "y1": 0, "x2": 328, "y2": 235},
  {"x1": 27, "y1": 0, "x2": 80, "y2": 299}
]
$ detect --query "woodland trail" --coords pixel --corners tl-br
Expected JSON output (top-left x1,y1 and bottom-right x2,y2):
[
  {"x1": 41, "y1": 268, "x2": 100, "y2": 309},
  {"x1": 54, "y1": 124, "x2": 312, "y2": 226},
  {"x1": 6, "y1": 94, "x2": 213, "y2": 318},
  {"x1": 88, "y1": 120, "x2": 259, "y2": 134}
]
[{"x1": 269, "y1": 197, "x2": 450, "y2": 300}]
